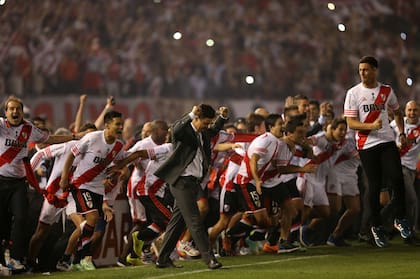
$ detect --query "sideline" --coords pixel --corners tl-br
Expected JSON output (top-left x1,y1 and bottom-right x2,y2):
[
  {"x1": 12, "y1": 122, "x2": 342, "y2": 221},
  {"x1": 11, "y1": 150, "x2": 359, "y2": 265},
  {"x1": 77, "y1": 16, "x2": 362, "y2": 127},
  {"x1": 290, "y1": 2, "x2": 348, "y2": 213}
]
[{"x1": 146, "y1": 254, "x2": 332, "y2": 279}]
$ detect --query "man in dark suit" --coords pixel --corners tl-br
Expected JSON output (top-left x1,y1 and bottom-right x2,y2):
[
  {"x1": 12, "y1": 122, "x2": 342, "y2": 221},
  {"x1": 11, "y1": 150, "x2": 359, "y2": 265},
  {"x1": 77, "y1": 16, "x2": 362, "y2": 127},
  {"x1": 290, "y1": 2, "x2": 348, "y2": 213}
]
[{"x1": 154, "y1": 104, "x2": 228, "y2": 270}]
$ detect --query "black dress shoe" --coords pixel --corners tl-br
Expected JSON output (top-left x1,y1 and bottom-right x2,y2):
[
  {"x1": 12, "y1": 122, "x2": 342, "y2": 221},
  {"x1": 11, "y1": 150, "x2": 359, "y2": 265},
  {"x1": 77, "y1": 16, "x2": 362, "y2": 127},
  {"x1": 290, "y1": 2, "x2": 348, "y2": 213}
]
[
  {"x1": 207, "y1": 258, "x2": 222, "y2": 270},
  {"x1": 156, "y1": 260, "x2": 183, "y2": 269}
]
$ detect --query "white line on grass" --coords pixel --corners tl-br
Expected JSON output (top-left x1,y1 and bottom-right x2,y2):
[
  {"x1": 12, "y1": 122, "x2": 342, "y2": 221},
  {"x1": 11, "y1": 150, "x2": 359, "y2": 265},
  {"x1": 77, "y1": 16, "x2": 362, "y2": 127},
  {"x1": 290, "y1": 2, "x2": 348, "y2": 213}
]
[{"x1": 146, "y1": 255, "x2": 332, "y2": 279}]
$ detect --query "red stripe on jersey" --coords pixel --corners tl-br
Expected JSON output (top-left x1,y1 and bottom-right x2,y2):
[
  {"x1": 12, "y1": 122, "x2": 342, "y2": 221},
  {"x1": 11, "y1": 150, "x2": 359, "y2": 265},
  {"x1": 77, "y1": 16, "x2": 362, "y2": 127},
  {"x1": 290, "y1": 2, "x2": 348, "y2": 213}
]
[
  {"x1": 72, "y1": 141, "x2": 123, "y2": 187},
  {"x1": 357, "y1": 86, "x2": 391, "y2": 149},
  {"x1": 0, "y1": 124, "x2": 32, "y2": 167},
  {"x1": 400, "y1": 126, "x2": 420, "y2": 157}
]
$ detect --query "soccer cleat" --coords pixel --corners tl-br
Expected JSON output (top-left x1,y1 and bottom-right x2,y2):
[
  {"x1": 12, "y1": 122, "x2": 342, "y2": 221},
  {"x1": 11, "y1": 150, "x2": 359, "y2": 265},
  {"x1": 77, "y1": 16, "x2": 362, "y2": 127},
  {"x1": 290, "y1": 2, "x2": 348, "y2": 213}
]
[
  {"x1": 263, "y1": 242, "x2": 278, "y2": 254},
  {"x1": 141, "y1": 249, "x2": 155, "y2": 265},
  {"x1": 56, "y1": 260, "x2": 72, "y2": 272},
  {"x1": 70, "y1": 263, "x2": 84, "y2": 271},
  {"x1": 126, "y1": 255, "x2": 142, "y2": 266},
  {"x1": 370, "y1": 226, "x2": 388, "y2": 248},
  {"x1": 291, "y1": 241, "x2": 307, "y2": 252},
  {"x1": 6, "y1": 258, "x2": 25, "y2": 271},
  {"x1": 278, "y1": 240, "x2": 300, "y2": 254},
  {"x1": 116, "y1": 259, "x2": 129, "y2": 267},
  {"x1": 132, "y1": 231, "x2": 144, "y2": 257},
  {"x1": 176, "y1": 240, "x2": 201, "y2": 259},
  {"x1": 326, "y1": 235, "x2": 351, "y2": 247},
  {"x1": 238, "y1": 246, "x2": 251, "y2": 256},
  {"x1": 394, "y1": 219, "x2": 412, "y2": 239},
  {"x1": 299, "y1": 225, "x2": 313, "y2": 247},
  {"x1": 80, "y1": 259, "x2": 96, "y2": 270}
]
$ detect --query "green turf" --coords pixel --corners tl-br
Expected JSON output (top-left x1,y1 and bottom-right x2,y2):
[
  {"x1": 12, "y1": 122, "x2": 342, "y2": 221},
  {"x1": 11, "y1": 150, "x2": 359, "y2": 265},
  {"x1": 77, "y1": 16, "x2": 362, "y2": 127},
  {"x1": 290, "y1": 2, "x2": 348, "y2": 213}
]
[{"x1": 24, "y1": 239, "x2": 420, "y2": 279}]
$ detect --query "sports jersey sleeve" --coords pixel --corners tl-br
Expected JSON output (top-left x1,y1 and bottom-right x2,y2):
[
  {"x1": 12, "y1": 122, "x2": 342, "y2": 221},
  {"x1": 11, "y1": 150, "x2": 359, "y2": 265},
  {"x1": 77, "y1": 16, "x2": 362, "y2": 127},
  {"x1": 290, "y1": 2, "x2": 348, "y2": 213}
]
[
  {"x1": 344, "y1": 90, "x2": 358, "y2": 118},
  {"x1": 387, "y1": 89, "x2": 399, "y2": 111},
  {"x1": 249, "y1": 137, "x2": 269, "y2": 157},
  {"x1": 71, "y1": 136, "x2": 89, "y2": 156},
  {"x1": 30, "y1": 143, "x2": 65, "y2": 169},
  {"x1": 30, "y1": 124, "x2": 50, "y2": 143},
  {"x1": 148, "y1": 143, "x2": 172, "y2": 161}
]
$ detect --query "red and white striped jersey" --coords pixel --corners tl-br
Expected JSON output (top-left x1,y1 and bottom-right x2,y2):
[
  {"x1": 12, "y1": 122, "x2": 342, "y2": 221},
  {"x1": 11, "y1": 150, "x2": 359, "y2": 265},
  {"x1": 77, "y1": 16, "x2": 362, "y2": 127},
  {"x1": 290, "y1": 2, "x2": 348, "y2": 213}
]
[
  {"x1": 390, "y1": 117, "x2": 420, "y2": 170},
  {"x1": 236, "y1": 132, "x2": 288, "y2": 188},
  {"x1": 127, "y1": 136, "x2": 160, "y2": 197},
  {"x1": 143, "y1": 143, "x2": 173, "y2": 198},
  {"x1": 31, "y1": 140, "x2": 77, "y2": 194},
  {"x1": 344, "y1": 83, "x2": 399, "y2": 150},
  {"x1": 0, "y1": 118, "x2": 49, "y2": 178},
  {"x1": 303, "y1": 132, "x2": 346, "y2": 183},
  {"x1": 71, "y1": 130, "x2": 125, "y2": 195}
]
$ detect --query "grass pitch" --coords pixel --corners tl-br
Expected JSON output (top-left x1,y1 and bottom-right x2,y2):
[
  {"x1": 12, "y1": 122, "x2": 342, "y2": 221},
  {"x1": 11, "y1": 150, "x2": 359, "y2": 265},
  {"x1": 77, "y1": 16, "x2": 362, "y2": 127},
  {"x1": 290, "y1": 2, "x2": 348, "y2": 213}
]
[{"x1": 24, "y1": 238, "x2": 420, "y2": 279}]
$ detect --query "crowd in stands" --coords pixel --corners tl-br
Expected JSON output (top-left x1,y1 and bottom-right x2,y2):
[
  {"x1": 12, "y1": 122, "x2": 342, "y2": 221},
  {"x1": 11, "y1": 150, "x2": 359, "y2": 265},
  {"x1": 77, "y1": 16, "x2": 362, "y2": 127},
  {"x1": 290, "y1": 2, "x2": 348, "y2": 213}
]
[{"x1": 0, "y1": 0, "x2": 418, "y2": 103}]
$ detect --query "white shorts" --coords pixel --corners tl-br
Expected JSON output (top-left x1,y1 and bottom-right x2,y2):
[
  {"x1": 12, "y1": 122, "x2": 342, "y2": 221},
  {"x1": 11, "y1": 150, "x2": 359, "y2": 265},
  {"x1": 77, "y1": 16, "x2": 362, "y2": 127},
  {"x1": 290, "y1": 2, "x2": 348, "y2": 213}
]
[
  {"x1": 38, "y1": 195, "x2": 77, "y2": 225},
  {"x1": 297, "y1": 176, "x2": 329, "y2": 208},
  {"x1": 128, "y1": 195, "x2": 147, "y2": 223},
  {"x1": 327, "y1": 170, "x2": 359, "y2": 197}
]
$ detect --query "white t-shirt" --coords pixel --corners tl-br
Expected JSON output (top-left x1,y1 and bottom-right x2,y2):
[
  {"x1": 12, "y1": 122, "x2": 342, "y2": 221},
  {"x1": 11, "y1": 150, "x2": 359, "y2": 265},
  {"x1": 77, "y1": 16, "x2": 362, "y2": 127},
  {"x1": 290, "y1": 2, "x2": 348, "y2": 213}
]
[{"x1": 344, "y1": 82, "x2": 399, "y2": 150}]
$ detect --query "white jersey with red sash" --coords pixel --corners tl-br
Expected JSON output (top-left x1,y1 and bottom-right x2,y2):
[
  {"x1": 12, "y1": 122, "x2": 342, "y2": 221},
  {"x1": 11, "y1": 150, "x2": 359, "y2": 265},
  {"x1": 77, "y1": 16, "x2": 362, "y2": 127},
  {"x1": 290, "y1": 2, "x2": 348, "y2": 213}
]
[
  {"x1": 127, "y1": 136, "x2": 159, "y2": 197},
  {"x1": 344, "y1": 83, "x2": 398, "y2": 150},
  {"x1": 391, "y1": 117, "x2": 420, "y2": 170},
  {"x1": 0, "y1": 118, "x2": 48, "y2": 178},
  {"x1": 206, "y1": 132, "x2": 257, "y2": 190},
  {"x1": 142, "y1": 143, "x2": 173, "y2": 198},
  {"x1": 235, "y1": 132, "x2": 282, "y2": 188},
  {"x1": 70, "y1": 130, "x2": 125, "y2": 195},
  {"x1": 31, "y1": 141, "x2": 78, "y2": 203}
]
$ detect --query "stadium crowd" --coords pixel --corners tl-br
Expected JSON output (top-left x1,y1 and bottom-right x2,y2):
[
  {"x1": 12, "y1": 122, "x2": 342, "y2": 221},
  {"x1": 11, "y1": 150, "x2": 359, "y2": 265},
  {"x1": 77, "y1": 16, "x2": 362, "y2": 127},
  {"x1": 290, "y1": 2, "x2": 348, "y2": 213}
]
[{"x1": 0, "y1": 0, "x2": 418, "y2": 104}]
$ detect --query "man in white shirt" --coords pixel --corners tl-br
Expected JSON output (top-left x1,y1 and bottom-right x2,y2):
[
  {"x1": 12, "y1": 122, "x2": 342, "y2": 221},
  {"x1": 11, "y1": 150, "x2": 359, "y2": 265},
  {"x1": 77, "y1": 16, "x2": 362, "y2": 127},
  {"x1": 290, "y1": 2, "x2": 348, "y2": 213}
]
[{"x1": 343, "y1": 56, "x2": 411, "y2": 248}]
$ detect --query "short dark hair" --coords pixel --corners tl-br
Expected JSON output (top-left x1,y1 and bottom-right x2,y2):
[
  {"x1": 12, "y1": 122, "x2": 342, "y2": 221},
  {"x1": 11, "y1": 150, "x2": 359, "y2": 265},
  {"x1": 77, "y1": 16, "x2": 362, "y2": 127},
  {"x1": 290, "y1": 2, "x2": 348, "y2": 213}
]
[
  {"x1": 198, "y1": 104, "x2": 216, "y2": 119},
  {"x1": 330, "y1": 118, "x2": 347, "y2": 130},
  {"x1": 309, "y1": 100, "x2": 320, "y2": 108},
  {"x1": 104, "y1": 110, "x2": 122, "y2": 124},
  {"x1": 265, "y1": 113, "x2": 282, "y2": 131},
  {"x1": 246, "y1": 113, "x2": 265, "y2": 133},
  {"x1": 359, "y1": 56, "x2": 378, "y2": 69},
  {"x1": 79, "y1": 122, "x2": 97, "y2": 132},
  {"x1": 285, "y1": 117, "x2": 304, "y2": 133},
  {"x1": 293, "y1": 94, "x2": 308, "y2": 103}
]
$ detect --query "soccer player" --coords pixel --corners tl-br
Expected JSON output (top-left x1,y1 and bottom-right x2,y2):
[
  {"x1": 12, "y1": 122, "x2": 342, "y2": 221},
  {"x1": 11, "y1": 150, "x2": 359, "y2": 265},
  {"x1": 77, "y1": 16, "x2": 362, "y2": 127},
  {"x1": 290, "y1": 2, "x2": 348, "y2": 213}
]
[{"x1": 344, "y1": 56, "x2": 411, "y2": 248}]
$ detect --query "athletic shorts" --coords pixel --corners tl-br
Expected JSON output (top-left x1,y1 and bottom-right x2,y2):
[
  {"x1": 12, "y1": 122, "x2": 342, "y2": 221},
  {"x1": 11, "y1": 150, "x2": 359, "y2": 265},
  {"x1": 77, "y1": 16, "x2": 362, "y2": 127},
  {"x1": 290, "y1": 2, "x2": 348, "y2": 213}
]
[{"x1": 71, "y1": 188, "x2": 103, "y2": 215}]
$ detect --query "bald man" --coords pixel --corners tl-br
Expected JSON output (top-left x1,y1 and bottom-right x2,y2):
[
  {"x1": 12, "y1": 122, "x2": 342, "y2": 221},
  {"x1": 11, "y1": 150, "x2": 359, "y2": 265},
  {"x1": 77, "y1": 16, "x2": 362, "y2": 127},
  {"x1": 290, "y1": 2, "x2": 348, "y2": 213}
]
[{"x1": 390, "y1": 100, "x2": 420, "y2": 239}]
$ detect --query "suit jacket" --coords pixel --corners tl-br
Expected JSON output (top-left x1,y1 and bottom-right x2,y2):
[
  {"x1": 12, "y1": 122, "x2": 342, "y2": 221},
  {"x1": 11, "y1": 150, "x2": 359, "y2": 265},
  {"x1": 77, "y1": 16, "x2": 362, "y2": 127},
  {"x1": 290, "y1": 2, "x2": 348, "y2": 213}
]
[{"x1": 155, "y1": 113, "x2": 226, "y2": 186}]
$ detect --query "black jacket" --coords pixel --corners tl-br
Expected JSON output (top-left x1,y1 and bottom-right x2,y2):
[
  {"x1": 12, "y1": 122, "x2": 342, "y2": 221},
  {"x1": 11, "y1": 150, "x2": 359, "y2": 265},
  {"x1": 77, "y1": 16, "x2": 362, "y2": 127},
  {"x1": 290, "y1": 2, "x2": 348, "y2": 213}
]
[{"x1": 154, "y1": 113, "x2": 226, "y2": 186}]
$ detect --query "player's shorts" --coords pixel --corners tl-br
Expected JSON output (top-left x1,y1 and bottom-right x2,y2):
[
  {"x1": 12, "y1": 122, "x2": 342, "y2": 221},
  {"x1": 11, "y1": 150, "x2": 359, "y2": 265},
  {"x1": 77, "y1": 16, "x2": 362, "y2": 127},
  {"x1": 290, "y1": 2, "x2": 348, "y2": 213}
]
[
  {"x1": 297, "y1": 176, "x2": 329, "y2": 207},
  {"x1": 219, "y1": 187, "x2": 240, "y2": 215},
  {"x1": 128, "y1": 195, "x2": 147, "y2": 223},
  {"x1": 235, "y1": 182, "x2": 262, "y2": 211},
  {"x1": 71, "y1": 188, "x2": 103, "y2": 215},
  {"x1": 327, "y1": 169, "x2": 359, "y2": 197}
]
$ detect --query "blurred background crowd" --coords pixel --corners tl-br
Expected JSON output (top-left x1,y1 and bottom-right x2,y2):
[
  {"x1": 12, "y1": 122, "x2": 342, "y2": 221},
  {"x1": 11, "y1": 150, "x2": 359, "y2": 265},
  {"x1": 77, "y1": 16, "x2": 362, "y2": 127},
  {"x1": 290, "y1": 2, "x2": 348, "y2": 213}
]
[{"x1": 0, "y1": 0, "x2": 418, "y2": 105}]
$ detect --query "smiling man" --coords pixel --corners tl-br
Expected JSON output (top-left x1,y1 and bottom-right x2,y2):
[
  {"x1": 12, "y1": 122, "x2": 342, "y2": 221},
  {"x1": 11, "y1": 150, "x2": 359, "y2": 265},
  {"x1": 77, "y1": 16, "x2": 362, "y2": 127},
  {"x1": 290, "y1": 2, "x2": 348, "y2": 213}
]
[
  {"x1": 0, "y1": 96, "x2": 81, "y2": 271},
  {"x1": 59, "y1": 110, "x2": 126, "y2": 269}
]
